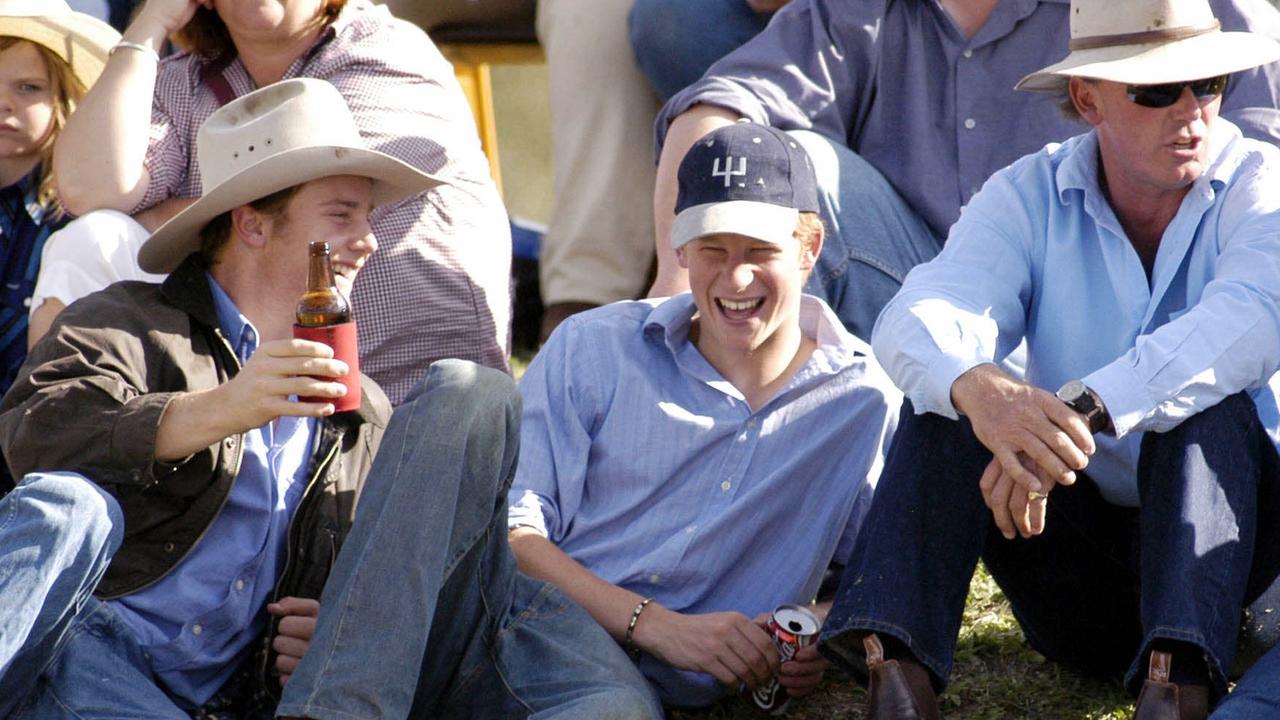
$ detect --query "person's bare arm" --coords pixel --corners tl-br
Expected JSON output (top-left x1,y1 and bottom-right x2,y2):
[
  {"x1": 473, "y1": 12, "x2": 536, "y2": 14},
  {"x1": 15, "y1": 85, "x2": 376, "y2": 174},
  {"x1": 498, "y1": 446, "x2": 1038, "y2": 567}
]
[
  {"x1": 27, "y1": 298, "x2": 65, "y2": 350},
  {"x1": 55, "y1": 0, "x2": 210, "y2": 215},
  {"x1": 154, "y1": 338, "x2": 347, "y2": 461},
  {"x1": 510, "y1": 527, "x2": 779, "y2": 688},
  {"x1": 649, "y1": 105, "x2": 742, "y2": 298},
  {"x1": 746, "y1": 0, "x2": 792, "y2": 12}
]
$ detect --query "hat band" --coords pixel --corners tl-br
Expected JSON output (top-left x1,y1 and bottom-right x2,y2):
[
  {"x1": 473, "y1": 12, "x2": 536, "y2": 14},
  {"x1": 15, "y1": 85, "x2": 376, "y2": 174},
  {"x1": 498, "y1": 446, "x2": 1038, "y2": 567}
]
[{"x1": 1069, "y1": 19, "x2": 1220, "y2": 51}]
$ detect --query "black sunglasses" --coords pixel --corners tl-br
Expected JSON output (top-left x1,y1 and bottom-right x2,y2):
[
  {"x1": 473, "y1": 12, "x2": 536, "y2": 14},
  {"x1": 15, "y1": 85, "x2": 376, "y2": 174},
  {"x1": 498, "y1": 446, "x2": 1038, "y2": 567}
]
[{"x1": 1126, "y1": 75, "x2": 1228, "y2": 109}]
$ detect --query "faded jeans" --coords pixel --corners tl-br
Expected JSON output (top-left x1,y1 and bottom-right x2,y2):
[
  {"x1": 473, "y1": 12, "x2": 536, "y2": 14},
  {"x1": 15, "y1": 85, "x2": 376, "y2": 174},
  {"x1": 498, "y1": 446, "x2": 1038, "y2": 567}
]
[{"x1": 277, "y1": 360, "x2": 661, "y2": 719}]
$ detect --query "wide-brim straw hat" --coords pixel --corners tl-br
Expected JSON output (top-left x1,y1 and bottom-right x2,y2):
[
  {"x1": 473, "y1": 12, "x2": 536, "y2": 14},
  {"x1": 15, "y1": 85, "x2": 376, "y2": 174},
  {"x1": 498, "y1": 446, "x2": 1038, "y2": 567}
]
[
  {"x1": 1017, "y1": 0, "x2": 1280, "y2": 92},
  {"x1": 0, "y1": 0, "x2": 120, "y2": 89},
  {"x1": 140, "y1": 78, "x2": 443, "y2": 273}
]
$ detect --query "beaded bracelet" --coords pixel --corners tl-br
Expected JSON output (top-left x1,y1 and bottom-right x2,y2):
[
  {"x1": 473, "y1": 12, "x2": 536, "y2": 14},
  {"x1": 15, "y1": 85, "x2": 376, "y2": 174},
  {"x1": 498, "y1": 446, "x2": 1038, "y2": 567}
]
[{"x1": 624, "y1": 597, "x2": 654, "y2": 656}]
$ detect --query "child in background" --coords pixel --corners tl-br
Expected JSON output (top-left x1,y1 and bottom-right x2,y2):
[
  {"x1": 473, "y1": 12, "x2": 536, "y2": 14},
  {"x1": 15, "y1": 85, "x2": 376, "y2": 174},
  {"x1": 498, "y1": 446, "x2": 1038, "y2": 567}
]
[{"x1": 0, "y1": 0, "x2": 117, "y2": 395}]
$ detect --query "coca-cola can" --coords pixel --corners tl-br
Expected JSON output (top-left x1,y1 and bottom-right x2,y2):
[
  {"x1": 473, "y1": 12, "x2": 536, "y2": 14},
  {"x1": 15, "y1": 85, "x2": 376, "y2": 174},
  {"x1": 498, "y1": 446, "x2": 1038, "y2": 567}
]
[{"x1": 741, "y1": 604, "x2": 822, "y2": 715}]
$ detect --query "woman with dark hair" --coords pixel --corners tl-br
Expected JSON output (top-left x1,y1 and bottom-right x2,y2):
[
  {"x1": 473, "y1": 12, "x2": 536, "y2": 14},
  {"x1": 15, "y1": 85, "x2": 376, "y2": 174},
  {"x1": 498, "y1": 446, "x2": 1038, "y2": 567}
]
[{"x1": 51, "y1": 0, "x2": 512, "y2": 404}]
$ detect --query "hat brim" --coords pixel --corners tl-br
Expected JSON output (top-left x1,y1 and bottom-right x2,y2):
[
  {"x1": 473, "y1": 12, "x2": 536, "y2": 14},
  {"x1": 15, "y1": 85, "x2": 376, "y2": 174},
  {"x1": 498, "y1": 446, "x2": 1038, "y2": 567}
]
[
  {"x1": 0, "y1": 14, "x2": 120, "y2": 88},
  {"x1": 1016, "y1": 31, "x2": 1280, "y2": 92},
  {"x1": 139, "y1": 145, "x2": 443, "y2": 273},
  {"x1": 671, "y1": 200, "x2": 799, "y2": 249}
]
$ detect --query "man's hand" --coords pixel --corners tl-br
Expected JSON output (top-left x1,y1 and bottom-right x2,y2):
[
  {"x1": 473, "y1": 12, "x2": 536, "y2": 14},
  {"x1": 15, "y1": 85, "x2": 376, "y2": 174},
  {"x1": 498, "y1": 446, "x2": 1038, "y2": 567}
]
[
  {"x1": 950, "y1": 363, "x2": 1094, "y2": 494},
  {"x1": 154, "y1": 339, "x2": 348, "y2": 462},
  {"x1": 268, "y1": 597, "x2": 320, "y2": 686},
  {"x1": 777, "y1": 643, "x2": 828, "y2": 697},
  {"x1": 633, "y1": 605, "x2": 780, "y2": 689},
  {"x1": 980, "y1": 456, "x2": 1057, "y2": 540},
  {"x1": 132, "y1": 0, "x2": 213, "y2": 39},
  {"x1": 746, "y1": 0, "x2": 792, "y2": 12}
]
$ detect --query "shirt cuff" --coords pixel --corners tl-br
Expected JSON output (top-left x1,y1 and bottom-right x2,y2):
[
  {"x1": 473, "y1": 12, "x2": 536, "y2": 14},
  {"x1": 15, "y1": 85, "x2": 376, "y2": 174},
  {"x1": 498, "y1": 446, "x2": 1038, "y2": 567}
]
[
  {"x1": 1084, "y1": 361, "x2": 1151, "y2": 439},
  {"x1": 507, "y1": 489, "x2": 551, "y2": 537},
  {"x1": 917, "y1": 353, "x2": 986, "y2": 420}
]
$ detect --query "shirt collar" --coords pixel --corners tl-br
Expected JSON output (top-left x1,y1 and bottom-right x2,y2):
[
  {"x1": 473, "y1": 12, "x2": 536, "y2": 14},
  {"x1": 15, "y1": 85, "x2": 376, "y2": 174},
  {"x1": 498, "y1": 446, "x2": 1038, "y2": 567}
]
[
  {"x1": 205, "y1": 272, "x2": 260, "y2": 364},
  {"x1": 1, "y1": 166, "x2": 46, "y2": 225},
  {"x1": 1055, "y1": 117, "x2": 1241, "y2": 208},
  {"x1": 642, "y1": 293, "x2": 868, "y2": 368}
]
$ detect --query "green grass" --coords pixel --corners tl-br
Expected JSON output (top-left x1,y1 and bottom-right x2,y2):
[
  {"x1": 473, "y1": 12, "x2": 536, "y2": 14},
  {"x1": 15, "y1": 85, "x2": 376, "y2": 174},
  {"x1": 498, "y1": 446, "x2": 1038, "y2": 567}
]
[{"x1": 667, "y1": 564, "x2": 1134, "y2": 720}]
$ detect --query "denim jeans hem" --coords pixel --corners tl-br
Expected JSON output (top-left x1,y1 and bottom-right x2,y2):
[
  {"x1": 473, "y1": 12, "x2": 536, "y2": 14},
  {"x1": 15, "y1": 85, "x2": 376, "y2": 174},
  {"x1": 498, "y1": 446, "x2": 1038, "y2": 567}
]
[
  {"x1": 821, "y1": 618, "x2": 947, "y2": 691},
  {"x1": 1126, "y1": 626, "x2": 1227, "y2": 700}
]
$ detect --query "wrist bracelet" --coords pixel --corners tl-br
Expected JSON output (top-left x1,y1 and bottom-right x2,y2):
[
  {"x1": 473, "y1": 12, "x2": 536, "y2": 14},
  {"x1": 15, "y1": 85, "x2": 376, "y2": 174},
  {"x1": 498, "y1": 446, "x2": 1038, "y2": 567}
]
[
  {"x1": 624, "y1": 597, "x2": 654, "y2": 656},
  {"x1": 110, "y1": 41, "x2": 161, "y2": 63}
]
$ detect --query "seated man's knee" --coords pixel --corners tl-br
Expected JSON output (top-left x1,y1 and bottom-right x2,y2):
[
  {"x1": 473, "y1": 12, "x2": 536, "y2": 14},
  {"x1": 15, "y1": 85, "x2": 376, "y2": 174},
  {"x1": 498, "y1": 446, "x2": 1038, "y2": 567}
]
[
  {"x1": 406, "y1": 359, "x2": 520, "y2": 426},
  {"x1": 9, "y1": 472, "x2": 123, "y2": 554}
]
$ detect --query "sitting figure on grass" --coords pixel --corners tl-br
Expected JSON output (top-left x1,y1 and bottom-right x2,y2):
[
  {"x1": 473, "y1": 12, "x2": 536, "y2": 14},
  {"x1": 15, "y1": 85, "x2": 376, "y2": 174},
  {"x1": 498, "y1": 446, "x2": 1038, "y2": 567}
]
[
  {"x1": 507, "y1": 120, "x2": 901, "y2": 711},
  {"x1": 0, "y1": 78, "x2": 657, "y2": 720},
  {"x1": 816, "y1": 1, "x2": 1280, "y2": 719}
]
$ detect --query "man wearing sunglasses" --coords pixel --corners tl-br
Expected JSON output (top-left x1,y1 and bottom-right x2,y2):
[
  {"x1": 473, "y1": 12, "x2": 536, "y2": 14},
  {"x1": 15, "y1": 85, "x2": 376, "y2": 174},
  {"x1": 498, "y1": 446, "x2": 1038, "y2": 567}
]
[{"x1": 813, "y1": 1, "x2": 1280, "y2": 719}]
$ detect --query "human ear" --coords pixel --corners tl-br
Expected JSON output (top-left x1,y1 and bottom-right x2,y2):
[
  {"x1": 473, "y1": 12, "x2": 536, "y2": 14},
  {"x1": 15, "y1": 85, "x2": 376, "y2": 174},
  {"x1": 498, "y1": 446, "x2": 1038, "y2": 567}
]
[
  {"x1": 231, "y1": 206, "x2": 268, "y2": 249},
  {"x1": 676, "y1": 244, "x2": 690, "y2": 270},
  {"x1": 1069, "y1": 77, "x2": 1103, "y2": 127},
  {"x1": 800, "y1": 227, "x2": 823, "y2": 271}
]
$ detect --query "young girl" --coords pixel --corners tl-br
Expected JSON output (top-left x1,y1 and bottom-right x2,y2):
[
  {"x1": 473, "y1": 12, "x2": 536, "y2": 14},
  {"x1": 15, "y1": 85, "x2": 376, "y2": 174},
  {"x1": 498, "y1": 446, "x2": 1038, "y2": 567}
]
[{"x1": 0, "y1": 0, "x2": 117, "y2": 396}]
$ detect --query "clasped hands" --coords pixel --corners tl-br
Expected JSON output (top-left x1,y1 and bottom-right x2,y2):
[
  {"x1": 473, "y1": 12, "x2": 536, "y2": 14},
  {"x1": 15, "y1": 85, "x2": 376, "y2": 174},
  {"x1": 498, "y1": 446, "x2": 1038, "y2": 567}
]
[{"x1": 951, "y1": 364, "x2": 1097, "y2": 539}]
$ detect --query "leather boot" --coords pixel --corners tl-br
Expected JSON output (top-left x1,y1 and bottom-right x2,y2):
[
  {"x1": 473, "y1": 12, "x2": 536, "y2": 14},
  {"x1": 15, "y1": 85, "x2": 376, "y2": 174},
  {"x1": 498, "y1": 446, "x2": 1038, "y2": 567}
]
[
  {"x1": 1134, "y1": 650, "x2": 1209, "y2": 720},
  {"x1": 863, "y1": 634, "x2": 941, "y2": 720}
]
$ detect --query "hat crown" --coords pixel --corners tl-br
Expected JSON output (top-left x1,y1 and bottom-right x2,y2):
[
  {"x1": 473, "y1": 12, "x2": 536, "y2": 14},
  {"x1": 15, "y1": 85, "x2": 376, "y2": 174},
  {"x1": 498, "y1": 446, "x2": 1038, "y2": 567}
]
[
  {"x1": 197, "y1": 78, "x2": 367, "y2": 192},
  {"x1": 1070, "y1": 0, "x2": 1216, "y2": 42},
  {"x1": 675, "y1": 122, "x2": 818, "y2": 215}
]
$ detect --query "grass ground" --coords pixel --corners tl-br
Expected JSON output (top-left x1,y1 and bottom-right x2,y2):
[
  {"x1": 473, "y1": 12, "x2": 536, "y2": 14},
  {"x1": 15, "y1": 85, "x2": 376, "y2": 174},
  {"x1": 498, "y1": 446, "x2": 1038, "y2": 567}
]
[
  {"x1": 508, "y1": 352, "x2": 1134, "y2": 719},
  {"x1": 668, "y1": 565, "x2": 1134, "y2": 720}
]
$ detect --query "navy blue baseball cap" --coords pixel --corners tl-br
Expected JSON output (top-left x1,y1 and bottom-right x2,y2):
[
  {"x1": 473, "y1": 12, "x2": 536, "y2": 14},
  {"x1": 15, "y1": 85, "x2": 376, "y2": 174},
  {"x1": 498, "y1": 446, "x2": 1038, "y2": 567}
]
[{"x1": 671, "y1": 120, "x2": 819, "y2": 250}]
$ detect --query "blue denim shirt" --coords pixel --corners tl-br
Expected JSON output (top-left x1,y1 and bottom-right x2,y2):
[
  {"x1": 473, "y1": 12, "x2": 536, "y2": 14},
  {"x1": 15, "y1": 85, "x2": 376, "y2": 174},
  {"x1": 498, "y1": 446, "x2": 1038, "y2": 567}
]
[
  {"x1": 873, "y1": 119, "x2": 1280, "y2": 507},
  {"x1": 657, "y1": 0, "x2": 1280, "y2": 239},
  {"x1": 108, "y1": 276, "x2": 315, "y2": 706},
  {"x1": 508, "y1": 294, "x2": 901, "y2": 705}
]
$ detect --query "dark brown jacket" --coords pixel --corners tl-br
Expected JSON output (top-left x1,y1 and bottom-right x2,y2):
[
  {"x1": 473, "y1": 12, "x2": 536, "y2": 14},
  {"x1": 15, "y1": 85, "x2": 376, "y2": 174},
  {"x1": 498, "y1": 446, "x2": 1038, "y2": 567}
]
[{"x1": 0, "y1": 254, "x2": 389, "y2": 704}]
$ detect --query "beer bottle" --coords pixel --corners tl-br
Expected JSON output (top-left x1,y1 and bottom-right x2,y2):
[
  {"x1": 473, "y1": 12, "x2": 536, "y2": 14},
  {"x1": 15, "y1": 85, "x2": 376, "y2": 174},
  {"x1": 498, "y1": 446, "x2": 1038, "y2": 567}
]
[{"x1": 296, "y1": 241, "x2": 351, "y2": 326}]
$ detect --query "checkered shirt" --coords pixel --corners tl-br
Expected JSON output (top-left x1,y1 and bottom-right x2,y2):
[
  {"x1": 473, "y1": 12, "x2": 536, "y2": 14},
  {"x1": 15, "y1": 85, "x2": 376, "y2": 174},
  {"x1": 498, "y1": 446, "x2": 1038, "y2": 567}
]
[{"x1": 139, "y1": 0, "x2": 511, "y2": 404}]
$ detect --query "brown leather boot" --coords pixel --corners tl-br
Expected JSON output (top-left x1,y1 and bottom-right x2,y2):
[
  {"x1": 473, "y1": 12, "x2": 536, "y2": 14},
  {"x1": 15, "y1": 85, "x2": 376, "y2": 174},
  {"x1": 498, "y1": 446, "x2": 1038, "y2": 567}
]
[
  {"x1": 1134, "y1": 650, "x2": 1209, "y2": 720},
  {"x1": 863, "y1": 634, "x2": 941, "y2": 720}
]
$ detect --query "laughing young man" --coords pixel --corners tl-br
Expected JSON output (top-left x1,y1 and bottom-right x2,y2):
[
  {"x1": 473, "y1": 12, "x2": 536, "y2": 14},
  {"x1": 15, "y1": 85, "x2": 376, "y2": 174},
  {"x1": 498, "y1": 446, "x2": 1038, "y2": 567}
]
[{"x1": 507, "y1": 121, "x2": 901, "y2": 711}]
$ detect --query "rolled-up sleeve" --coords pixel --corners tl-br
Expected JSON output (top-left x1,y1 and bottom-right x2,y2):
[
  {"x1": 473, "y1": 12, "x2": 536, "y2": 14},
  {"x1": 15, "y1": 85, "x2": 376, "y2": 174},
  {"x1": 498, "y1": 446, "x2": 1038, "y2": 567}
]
[
  {"x1": 507, "y1": 319, "x2": 600, "y2": 542},
  {"x1": 654, "y1": 0, "x2": 878, "y2": 154}
]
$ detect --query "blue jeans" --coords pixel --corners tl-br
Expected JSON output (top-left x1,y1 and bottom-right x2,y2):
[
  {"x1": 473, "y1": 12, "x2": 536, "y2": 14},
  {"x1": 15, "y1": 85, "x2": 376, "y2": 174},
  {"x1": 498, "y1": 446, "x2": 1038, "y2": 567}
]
[
  {"x1": 627, "y1": 0, "x2": 770, "y2": 101},
  {"x1": 0, "y1": 472, "x2": 198, "y2": 718},
  {"x1": 821, "y1": 393, "x2": 1280, "y2": 702},
  {"x1": 789, "y1": 131, "x2": 943, "y2": 341},
  {"x1": 278, "y1": 360, "x2": 661, "y2": 720}
]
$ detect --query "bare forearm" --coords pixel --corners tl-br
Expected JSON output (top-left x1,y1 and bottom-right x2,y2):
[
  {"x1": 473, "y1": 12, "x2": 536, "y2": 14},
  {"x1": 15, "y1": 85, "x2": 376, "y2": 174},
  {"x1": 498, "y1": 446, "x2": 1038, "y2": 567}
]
[
  {"x1": 55, "y1": 16, "x2": 168, "y2": 214},
  {"x1": 509, "y1": 528, "x2": 647, "y2": 640},
  {"x1": 154, "y1": 387, "x2": 241, "y2": 462},
  {"x1": 650, "y1": 105, "x2": 741, "y2": 297}
]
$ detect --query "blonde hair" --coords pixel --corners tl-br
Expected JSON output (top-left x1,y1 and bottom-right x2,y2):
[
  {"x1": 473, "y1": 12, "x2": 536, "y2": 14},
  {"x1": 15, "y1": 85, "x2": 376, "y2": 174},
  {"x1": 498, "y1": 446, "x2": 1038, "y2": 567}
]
[{"x1": 0, "y1": 37, "x2": 83, "y2": 215}]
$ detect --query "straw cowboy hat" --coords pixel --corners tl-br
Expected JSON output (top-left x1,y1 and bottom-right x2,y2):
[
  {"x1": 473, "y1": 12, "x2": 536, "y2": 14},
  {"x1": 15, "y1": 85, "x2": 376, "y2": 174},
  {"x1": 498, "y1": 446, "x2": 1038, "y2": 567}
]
[
  {"x1": 1016, "y1": 0, "x2": 1280, "y2": 92},
  {"x1": 140, "y1": 78, "x2": 443, "y2": 273},
  {"x1": 0, "y1": 0, "x2": 120, "y2": 89}
]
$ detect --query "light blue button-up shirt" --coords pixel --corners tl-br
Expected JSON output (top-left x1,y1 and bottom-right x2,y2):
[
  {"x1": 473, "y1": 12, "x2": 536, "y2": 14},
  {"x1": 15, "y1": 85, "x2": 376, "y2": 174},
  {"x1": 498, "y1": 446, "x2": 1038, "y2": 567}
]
[
  {"x1": 108, "y1": 276, "x2": 316, "y2": 706},
  {"x1": 873, "y1": 118, "x2": 1280, "y2": 506},
  {"x1": 508, "y1": 294, "x2": 900, "y2": 705}
]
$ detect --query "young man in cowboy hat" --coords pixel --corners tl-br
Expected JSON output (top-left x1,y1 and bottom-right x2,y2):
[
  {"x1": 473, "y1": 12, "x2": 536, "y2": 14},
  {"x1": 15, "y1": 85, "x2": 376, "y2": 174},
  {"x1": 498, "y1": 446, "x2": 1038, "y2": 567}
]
[
  {"x1": 815, "y1": 1, "x2": 1280, "y2": 719},
  {"x1": 0, "y1": 78, "x2": 656, "y2": 719},
  {"x1": 505, "y1": 120, "x2": 900, "y2": 709}
]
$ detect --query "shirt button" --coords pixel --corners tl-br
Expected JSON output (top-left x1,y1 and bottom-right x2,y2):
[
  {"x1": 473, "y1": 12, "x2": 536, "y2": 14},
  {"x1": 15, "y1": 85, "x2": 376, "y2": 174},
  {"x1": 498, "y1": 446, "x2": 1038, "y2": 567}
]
[
  {"x1": 191, "y1": 624, "x2": 204, "y2": 636},
  {"x1": 686, "y1": 526, "x2": 696, "y2": 534},
  {"x1": 234, "y1": 579, "x2": 246, "y2": 591},
  {"x1": 649, "y1": 574, "x2": 661, "y2": 584},
  {"x1": 721, "y1": 480, "x2": 731, "y2": 491},
  {"x1": 737, "y1": 434, "x2": 747, "y2": 443},
  {"x1": 964, "y1": 118, "x2": 976, "y2": 130},
  {"x1": 963, "y1": 49, "x2": 973, "y2": 58}
]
